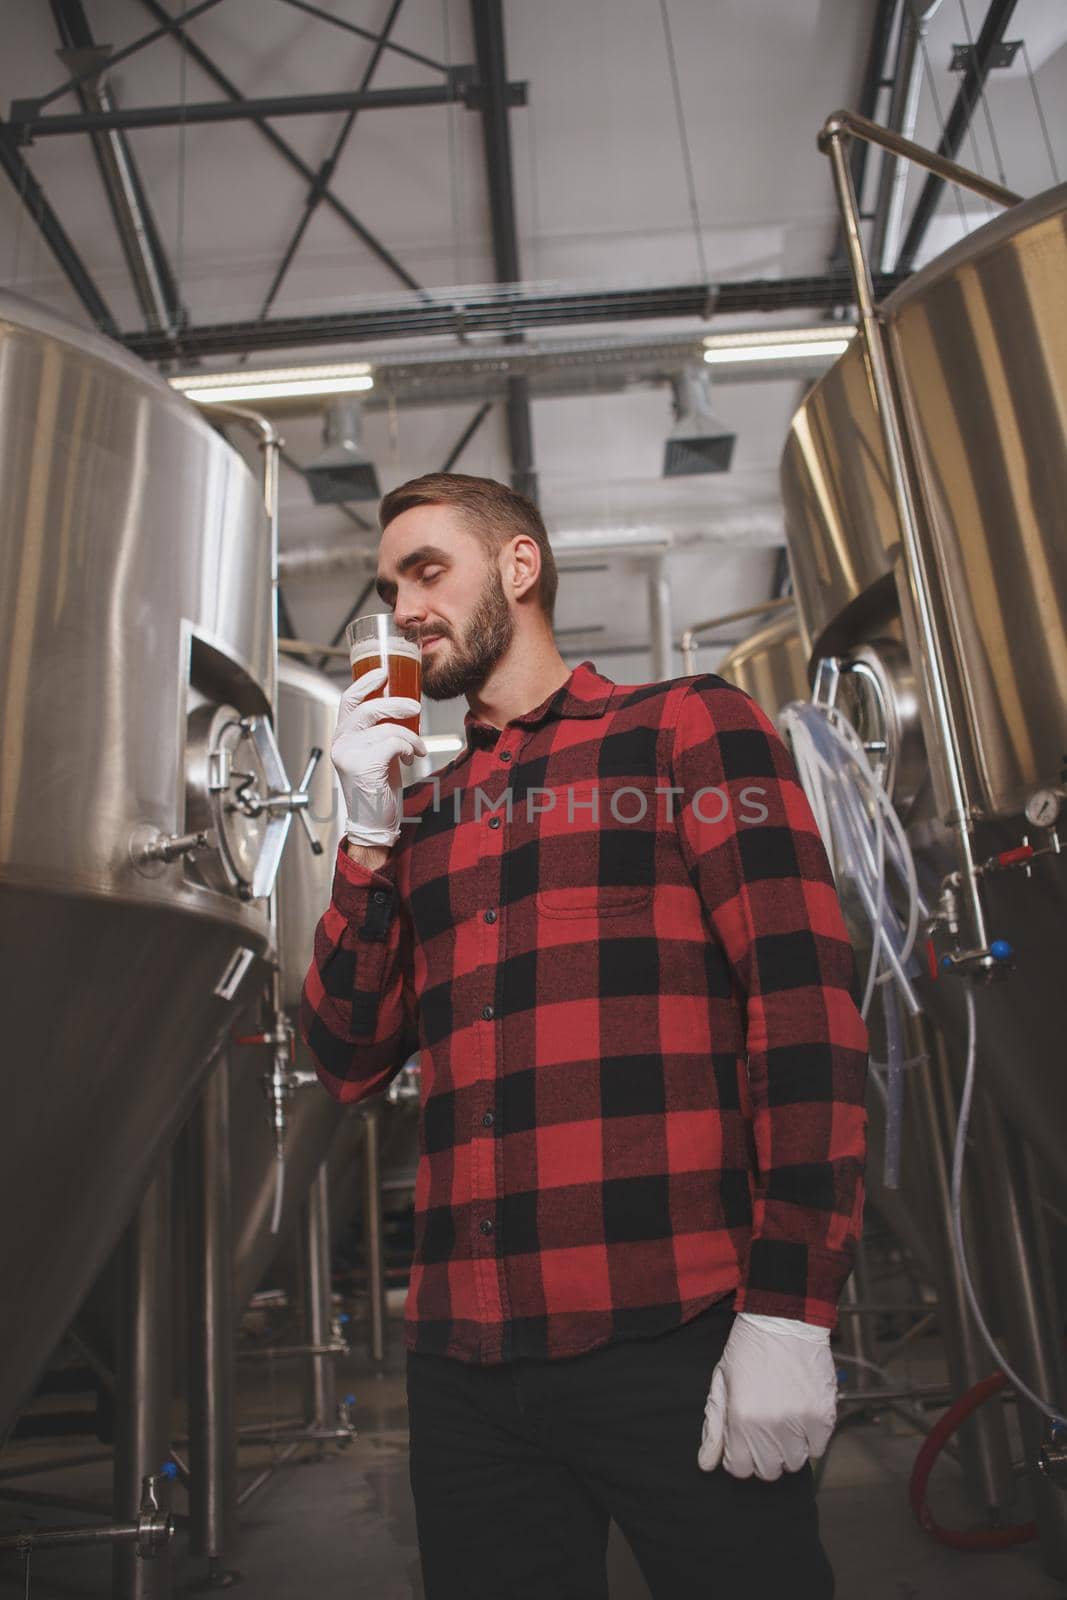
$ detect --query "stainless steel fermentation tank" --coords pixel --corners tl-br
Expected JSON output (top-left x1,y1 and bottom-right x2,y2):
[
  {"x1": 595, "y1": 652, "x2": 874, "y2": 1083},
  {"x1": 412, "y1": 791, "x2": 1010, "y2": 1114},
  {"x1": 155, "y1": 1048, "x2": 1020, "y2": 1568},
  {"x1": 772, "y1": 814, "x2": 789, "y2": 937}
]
[
  {"x1": 781, "y1": 167, "x2": 1067, "y2": 1185},
  {"x1": 229, "y1": 656, "x2": 352, "y2": 1312},
  {"x1": 0, "y1": 291, "x2": 281, "y2": 1444},
  {"x1": 781, "y1": 118, "x2": 1067, "y2": 1568}
]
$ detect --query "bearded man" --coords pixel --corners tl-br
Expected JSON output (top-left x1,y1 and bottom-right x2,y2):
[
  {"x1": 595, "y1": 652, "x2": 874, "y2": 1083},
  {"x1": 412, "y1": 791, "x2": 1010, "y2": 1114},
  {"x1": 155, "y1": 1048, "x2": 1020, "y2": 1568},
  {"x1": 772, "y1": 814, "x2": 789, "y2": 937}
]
[{"x1": 301, "y1": 472, "x2": 867, "y2": 1600}]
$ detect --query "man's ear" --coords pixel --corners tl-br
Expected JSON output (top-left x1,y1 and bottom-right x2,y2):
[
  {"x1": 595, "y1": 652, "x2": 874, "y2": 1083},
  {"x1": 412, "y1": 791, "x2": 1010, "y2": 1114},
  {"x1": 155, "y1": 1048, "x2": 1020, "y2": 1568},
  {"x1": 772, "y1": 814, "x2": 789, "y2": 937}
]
[{"x1": 503, "y1": 534, "x2": 541, "y2": 603}]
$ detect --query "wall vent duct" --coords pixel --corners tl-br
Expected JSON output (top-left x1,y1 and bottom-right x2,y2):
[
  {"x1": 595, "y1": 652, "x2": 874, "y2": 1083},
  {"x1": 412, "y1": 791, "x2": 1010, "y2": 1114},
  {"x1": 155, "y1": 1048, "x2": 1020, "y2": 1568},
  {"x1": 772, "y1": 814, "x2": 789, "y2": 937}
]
[
  {"x1": 304, "y1": 398, "x2": 380, "y2": 504},
  {"x1": 663, "y1": 366, "x2": 736, "y2": 476}
]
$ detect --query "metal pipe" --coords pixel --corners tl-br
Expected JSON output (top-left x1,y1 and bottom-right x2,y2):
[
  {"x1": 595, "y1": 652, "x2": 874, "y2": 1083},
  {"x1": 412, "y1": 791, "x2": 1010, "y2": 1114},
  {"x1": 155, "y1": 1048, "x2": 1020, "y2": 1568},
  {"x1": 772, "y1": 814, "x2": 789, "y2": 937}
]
[
  {"x1": 837, "y1": 1386, "x2": 953, "y2": 1404},
  {"x1": 922, "y1": 1019, "x2": 1016, "y2": 1513},
  {"x1": 302, "y1": 1162, "x2": 339, "y2": 1429},
  {"x1": 647, "y1": 556, "x2": 674, "y2": 682},
  {"x1": 237, "y1": 1342, "x2": 347, "y2": 1363},
  {"x1": 0, "y1": 1520, "x2": 144, "y2": 1553},
  {"x1": 49, "y1": 0, "x2": 180, "y2": 334},
  {"x1": 0, "y1": 117, "x2": 118, "y2": 333},
  {"x1": 0, "y1": 1448, "x2": 114, "y2": 1482},
  {"x1": 235, "y1": 1444, "x2": 302, "y2": 1509},
  {"x1": 363, "y1": 1106, "x2": 387, "y2": 1363},
  {"x1": 113, "y1": 1161, "x2": 173, "y2": 1600},
  {"x1": 975, "y1": 1098, "x2": 1067, "y2": 1575},
  {"x1": 185, "y1": 1055, "x2": 237, "y2": 1572},
  {"x1": 121, "y1": 274, "x2": 904, "y2": 364},
  {"x1": 838, "y1": 1245, "x2": 876, "y2": 1393},
  {"x1": 871, "y1": 2, "x2": 945, "y2": 273},
  {"x1": 895, "y1": 0, "x2": 1020, "y2": 271},
  {"x1": 681, "y1": 596, "x2": 794, "y2": 672},
  {"x1": 819, "y1": 115, "x2": 995, "y2": 958},
  {"x1": 11, "y1": 78, "x2": 525, "y2": 139},
  {"x1": 819, "y1": 108, "x2": 1021, "y2": 208}
]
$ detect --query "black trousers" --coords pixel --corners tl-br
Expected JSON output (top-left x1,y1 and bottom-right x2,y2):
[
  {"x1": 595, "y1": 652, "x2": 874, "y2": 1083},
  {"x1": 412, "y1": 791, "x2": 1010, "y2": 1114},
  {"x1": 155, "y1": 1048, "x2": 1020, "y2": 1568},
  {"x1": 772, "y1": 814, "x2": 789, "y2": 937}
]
[{"x1": 406, "y1": 1298, "x2": 834, "y2": 1599}]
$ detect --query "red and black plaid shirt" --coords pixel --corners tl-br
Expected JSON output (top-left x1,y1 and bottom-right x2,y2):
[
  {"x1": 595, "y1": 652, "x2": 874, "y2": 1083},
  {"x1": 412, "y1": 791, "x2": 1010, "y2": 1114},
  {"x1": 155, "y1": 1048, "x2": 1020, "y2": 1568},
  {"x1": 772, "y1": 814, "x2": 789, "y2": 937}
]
[{"x1": 301, "y1": 661, "x2": 868, "y2": 1364}]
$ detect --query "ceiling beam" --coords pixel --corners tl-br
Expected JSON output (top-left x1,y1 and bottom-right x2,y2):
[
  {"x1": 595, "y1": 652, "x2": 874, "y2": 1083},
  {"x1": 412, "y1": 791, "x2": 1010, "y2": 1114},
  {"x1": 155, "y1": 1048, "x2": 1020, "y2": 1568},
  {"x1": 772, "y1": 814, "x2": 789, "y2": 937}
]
[
  {"x1": 0, "y1": 115, "x2": 118, "y2": 333},
  {"x1": 470, "y1": 0, "x2": 536, "y2": 504},
  {"x1": 49, "y1": 0, "x2": 184, "y2": 336},
  {"x1": 122, "y1": 272, "x2": 905, "y2": 362},
  {"x1": 131, "y1": 0, "x2": 425, "y2": 296},
  {"x1": 895, "y1": 0, "x2": 1018, "y2": 272},
  {"x1": 254, "y1": 0, "x2": 407, "y2": 327},
  {"x1": 829, "y1": 0, "x2": 898, "y2": 270},
  {"x1": 10, "y1": 76, "x2": 526, "y2": 140}
]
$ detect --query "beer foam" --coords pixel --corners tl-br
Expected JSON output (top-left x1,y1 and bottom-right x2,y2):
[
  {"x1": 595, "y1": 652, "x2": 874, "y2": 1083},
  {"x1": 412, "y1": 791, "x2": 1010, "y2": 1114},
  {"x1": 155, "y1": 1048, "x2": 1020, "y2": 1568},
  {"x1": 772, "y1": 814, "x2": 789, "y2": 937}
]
[{"x1": 349, "y1": 637, "x2": 422, "y2": 667}]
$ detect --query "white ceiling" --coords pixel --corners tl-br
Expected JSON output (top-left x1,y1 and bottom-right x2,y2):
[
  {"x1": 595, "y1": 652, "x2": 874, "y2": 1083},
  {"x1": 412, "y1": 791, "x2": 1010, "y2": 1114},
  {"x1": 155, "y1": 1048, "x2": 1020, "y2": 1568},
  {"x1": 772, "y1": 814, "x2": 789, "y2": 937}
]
[{"x1": 3, "y1": 0, "x2": 1067, "y2": 733}]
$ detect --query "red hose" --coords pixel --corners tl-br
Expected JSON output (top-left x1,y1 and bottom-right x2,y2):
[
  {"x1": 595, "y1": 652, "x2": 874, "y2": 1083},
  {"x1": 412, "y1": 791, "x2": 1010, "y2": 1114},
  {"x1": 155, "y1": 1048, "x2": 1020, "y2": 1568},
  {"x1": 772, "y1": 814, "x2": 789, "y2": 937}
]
[{"x1": 909, "y1": 1369, "x2": 1038, "y2": 1550}]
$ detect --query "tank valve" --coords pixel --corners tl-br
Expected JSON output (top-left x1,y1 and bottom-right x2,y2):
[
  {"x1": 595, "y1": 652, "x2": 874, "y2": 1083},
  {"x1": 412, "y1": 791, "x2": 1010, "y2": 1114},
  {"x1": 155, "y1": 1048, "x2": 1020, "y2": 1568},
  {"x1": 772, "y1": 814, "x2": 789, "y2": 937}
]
[
  {"x1": 136, "y1": 1468, "x2": 176, "y2": 1559},
  {"x1": 130, "y1": 826, "x2": 217, "y2": 874},
  {"x1": 1038, "y1": 1424, "x2": 1067, "y2": 1487}
]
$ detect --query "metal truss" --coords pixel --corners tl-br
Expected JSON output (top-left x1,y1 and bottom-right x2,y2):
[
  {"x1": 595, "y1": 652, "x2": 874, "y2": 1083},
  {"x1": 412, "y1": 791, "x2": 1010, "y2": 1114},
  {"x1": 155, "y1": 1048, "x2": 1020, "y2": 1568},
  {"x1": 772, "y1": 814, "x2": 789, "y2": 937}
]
[
  {"x1": 121, "y1": 273, "x2": 906, "y2": 363},
  {"x1": 470, "y1": 0, "x2": 535, "y2": 502},
  {"x1": 895, "y1": 0, "x2": 1018, "y2": 271},
  {"x1": 49, "y1": 0, "x2": 185, "y2": 335}
]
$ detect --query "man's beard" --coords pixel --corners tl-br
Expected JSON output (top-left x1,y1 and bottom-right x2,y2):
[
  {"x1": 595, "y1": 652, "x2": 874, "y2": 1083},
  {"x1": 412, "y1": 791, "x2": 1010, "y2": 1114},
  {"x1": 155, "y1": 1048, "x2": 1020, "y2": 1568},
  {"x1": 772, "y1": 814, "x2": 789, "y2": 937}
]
[{"x1": 420, "y1": 562, "x2": 514, "y2": 701}]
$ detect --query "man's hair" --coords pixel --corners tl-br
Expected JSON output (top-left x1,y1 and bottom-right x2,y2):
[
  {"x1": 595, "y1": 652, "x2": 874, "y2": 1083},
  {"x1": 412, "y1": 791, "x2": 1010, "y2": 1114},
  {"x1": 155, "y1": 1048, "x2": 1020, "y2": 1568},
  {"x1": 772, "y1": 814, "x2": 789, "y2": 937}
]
[{"x1": 379, "y1": 472, "x2": 558, "y2": 622}]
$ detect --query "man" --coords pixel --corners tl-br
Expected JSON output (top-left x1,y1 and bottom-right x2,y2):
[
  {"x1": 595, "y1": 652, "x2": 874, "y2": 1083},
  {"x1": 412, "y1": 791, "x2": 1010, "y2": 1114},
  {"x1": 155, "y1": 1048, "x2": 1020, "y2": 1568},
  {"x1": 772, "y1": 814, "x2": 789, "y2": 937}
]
[{"x1": 301, "y1": 472, "x2": 867, "y2": 1599}]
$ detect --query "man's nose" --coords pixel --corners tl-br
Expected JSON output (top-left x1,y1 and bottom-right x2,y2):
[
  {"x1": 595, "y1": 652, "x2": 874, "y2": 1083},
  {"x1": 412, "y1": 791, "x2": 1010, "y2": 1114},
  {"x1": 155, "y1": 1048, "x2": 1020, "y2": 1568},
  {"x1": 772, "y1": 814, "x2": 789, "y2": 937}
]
[{"x1": 394, "y1": 590, "x2": 427, "y2": 631}]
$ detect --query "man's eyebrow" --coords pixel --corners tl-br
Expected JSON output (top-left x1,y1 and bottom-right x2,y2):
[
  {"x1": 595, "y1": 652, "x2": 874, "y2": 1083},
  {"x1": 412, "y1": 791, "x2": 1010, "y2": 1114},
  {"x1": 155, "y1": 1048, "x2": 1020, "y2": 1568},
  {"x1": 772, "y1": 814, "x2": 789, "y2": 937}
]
[{"x1": 375, "y1": 545, "x2": 451, "y2": 603}]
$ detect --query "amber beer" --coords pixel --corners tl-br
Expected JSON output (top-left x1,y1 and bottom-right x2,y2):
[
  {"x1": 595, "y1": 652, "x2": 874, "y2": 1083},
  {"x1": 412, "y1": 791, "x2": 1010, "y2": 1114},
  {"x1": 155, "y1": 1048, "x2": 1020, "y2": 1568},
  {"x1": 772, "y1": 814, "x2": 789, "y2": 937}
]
[{"x1": 348, "y1": 627, "x2": 422, "y2": 734}]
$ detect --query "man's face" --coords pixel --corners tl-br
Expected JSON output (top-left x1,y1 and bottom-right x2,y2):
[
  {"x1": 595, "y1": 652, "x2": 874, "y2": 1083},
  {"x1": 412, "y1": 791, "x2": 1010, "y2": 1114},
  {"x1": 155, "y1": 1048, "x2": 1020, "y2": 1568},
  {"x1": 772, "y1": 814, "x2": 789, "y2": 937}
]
[{"x1": 375, "y1": 504, "x2": 514, "y2": 701}]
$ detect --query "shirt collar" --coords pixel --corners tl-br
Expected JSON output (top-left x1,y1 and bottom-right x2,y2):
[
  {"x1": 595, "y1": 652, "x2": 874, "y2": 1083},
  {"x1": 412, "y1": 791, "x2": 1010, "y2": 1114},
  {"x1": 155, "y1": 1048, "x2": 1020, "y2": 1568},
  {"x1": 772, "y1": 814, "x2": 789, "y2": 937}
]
[{"x1": 462, "y1": 661, "x2": 615, "y2": 750}]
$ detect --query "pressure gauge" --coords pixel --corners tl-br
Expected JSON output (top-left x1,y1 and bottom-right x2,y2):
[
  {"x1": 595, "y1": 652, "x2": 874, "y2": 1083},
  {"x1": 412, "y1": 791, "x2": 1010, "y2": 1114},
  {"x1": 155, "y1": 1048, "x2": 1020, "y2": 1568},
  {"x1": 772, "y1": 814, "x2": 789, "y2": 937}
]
[{"x1": 1024, "y1": 788, "x2": 1062, "y2": 829}]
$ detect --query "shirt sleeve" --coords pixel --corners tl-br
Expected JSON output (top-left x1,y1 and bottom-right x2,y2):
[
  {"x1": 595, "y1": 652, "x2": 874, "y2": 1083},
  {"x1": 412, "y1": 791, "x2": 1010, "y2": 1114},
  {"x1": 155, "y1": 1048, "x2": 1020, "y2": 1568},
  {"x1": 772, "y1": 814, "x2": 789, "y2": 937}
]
[
  {"x1": 670, "y1": 677, "x2": 869, "y2": 1329},
  {"x1": 299, "y1": 843, "x2": 418, "y2": 1103}
]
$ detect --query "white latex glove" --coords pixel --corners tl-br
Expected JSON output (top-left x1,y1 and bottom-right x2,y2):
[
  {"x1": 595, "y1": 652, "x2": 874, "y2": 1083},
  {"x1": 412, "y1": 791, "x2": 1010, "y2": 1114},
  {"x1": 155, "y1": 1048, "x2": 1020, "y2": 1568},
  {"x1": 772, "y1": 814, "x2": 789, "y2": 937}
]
[
  {"x1": 332, "y1": 664, "x2": 427, "y2": 848},
  {"x1": 698, "y1": 1311, "x2": 837, "y2": 1480}
]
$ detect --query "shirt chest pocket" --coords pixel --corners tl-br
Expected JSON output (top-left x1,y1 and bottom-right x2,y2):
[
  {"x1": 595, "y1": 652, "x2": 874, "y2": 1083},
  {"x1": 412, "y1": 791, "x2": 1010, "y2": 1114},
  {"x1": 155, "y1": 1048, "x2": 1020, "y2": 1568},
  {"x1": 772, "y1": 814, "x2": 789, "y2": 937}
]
[{"x1": 531, "y1": 780, "x2": 656, "y2": 919}]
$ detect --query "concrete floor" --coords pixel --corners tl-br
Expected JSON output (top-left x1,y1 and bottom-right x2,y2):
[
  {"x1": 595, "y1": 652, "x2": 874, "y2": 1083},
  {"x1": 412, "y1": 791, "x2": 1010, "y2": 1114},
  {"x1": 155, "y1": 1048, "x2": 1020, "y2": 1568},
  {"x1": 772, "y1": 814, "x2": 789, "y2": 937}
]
[{"x1": 1, "y1": 1319, "x2": 1064, "y2": 1599}]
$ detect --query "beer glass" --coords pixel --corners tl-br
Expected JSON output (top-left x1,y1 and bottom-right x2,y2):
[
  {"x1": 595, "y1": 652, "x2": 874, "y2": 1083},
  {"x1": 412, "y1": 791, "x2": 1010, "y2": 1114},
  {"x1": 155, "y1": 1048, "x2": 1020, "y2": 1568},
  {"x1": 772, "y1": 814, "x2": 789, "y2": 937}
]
[{"x1": 346, "y1": 614, "x2": 422, "y2": 733}]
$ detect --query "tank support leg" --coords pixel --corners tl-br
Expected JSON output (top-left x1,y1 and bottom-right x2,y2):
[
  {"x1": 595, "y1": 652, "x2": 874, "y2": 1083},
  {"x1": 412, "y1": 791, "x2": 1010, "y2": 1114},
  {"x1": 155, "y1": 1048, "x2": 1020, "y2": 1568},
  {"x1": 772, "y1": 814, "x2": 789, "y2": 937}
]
[
  {"x1": 114, "y1": 1157, "x2": 174, "y2": 1600},
  {"x1": 187, "y1": 1054, "x2": 238, "y2": 1587}
]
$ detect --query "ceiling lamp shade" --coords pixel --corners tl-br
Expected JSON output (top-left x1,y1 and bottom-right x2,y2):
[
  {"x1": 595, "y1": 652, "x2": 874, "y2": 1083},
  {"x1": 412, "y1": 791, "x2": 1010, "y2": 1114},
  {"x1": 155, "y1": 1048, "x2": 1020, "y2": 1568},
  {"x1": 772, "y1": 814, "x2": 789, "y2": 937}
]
[
  {"x1": 304, "y1": 397, "x2": 381, "y2": 504},
  {"x1": 663, "y1": 366, "x2": 736, "y2": 476}
]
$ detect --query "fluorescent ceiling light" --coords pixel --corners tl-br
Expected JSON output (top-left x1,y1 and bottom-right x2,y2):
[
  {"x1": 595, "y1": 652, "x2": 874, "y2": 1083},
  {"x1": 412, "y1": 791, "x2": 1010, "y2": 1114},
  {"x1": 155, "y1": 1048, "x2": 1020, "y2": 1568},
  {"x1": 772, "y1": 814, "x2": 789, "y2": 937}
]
[
  {"x1": 702, "y1": 327, "x2": 856, "y2": 366},
  {"x1": 171, "y1": 363, "x2": 374, "y2": 404},
  {"x1": 423, "y1": 735, "x2": 463, "y2": 754}
]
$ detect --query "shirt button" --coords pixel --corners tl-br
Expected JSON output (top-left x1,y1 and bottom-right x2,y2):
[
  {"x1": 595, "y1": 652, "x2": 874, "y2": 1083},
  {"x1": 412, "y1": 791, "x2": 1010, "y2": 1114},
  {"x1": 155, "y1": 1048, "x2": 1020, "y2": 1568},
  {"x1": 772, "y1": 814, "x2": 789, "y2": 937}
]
[
  {"x1": 500, "y1": 750, "x2": 513, "y2": 763},
  {"x1": 481, "y1": 1004, "x2": 495, "y2": 1021},
  {"x1": 484, "y1": 909, "x2": 497, "y2": 924},
  {"x1": 482, "y1": 1111, "x2": 495, "y2": 1128},
  {"x1": 480, "y1": 1218, "x2": 494, "y2": 1236},
  {"x1": 488, "y1": 815, "x2": 502, "y2": 829},
  {"x1": 372, "y1": 891, "x2": 387, "y2": 904}
]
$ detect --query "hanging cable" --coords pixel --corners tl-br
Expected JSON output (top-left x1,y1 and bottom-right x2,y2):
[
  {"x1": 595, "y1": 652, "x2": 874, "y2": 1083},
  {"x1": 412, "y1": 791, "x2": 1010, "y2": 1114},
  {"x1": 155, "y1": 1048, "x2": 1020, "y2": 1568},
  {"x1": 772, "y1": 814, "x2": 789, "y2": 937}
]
[
  {"x1": 1021, "y1": 39, "x2": 1060, "y2": 184},
  {"x1": 957, "y1": 0, "x2": 1008, "y2": 188},
  {"x1": 658, "y1": 0, "x2": 709, "y2": 284},
  {"x1": 917, "y1": 26, "x2": 971, "y2": 232},
  {"x1": 951, "y1": 2, "x2": 996, "y2": 221}
]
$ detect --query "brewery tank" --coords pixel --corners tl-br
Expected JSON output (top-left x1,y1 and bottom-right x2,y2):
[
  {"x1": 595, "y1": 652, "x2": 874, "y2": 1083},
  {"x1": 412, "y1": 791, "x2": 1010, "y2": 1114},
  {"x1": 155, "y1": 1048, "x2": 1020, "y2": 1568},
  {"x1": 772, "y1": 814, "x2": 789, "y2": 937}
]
[
  {"x1": 229, "y1": 656, "x2": 355, "y2": 1313},
  {"x1": 780, "y1": 181, "x2": 1067, "y2": 1185},
  {"x1": 0, "y1": 291, "x2": 275, "y2": 1440}
]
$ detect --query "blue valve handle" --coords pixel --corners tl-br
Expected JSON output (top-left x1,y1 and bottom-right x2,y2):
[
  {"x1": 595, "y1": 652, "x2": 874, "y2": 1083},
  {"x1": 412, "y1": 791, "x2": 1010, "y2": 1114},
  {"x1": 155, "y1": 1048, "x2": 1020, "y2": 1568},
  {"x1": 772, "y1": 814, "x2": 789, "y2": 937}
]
[{"x1": 160, "y1": 1461, "x2": 179, "y2": 1479}]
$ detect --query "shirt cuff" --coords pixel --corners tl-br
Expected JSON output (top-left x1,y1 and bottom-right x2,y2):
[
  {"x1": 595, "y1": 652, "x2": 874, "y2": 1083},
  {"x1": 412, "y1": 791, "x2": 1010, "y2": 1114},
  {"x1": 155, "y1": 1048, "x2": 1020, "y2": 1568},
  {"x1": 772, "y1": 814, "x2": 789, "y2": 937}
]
[
  {"x1": 734, "y1": 1240, "x2": 853, "y2": 1331},
  {"x1": 331, "y1": 842, "x2": 398, "y2": 927}
]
